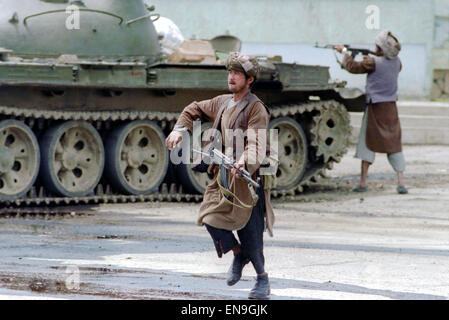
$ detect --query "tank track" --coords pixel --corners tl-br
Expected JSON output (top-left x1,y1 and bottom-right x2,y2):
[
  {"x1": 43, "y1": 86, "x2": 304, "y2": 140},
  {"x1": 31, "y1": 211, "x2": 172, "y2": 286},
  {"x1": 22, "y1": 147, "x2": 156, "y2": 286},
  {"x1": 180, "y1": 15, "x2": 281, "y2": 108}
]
[
  {"x1": 0, "y1": 99, "x2": 351, "y2": 214},
  {"x1": 269, "y1": 99, "x2": 351, "y2": 198}
]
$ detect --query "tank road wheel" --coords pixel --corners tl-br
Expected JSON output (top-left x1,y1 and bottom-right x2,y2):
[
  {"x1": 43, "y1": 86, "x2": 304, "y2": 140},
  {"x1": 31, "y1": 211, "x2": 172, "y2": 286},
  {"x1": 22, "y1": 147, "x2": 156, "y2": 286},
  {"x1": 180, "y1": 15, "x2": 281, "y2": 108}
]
[
  {"x1": 268, "y1": 117, "x2": 308, "y2": 191},
  {"x1": 310, "y1": 100, "x2": 351, "y2": 163},
  {"x1": 105, "y1": 120, "x2": 168, "y2": 195},
  {"x1": 0, "y1": 120, "x2": 40, "y2": 200},
  {"x1": 174, "y1": 122, "x2": 214, "y2": 194},
  {"x1": 40, "y1": 121, "x2": 105, "y2": 197}
]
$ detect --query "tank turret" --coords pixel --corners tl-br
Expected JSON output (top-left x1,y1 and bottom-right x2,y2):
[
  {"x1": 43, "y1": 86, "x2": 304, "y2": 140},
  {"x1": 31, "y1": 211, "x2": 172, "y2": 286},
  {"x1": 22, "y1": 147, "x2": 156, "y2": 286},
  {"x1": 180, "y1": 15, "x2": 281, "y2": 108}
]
[{"x1": 0, "y1": 0, "x2": 160, "y2": 62}]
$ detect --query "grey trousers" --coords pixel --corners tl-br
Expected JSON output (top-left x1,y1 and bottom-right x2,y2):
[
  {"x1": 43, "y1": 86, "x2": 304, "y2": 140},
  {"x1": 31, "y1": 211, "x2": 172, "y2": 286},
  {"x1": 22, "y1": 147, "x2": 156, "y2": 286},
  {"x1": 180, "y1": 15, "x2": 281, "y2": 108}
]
[{"x1": 355, "y1": 107, "x2": 406, "y2": 172}]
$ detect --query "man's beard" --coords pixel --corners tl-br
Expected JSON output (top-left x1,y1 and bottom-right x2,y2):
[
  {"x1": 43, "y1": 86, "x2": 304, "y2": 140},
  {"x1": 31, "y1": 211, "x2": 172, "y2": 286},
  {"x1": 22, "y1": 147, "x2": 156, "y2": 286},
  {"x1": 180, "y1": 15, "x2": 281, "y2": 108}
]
[{"x1": 228, "y1": 82, "x2": 247, "y2": 93}]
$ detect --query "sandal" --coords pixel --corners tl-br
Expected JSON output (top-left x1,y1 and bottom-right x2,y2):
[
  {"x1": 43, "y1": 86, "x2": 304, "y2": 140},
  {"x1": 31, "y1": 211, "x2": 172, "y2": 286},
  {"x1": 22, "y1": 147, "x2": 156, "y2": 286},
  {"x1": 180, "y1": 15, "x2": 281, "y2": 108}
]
[
  {"x1": 352, "y1": 185, "x2": 368, "y2": 192},
  {"x1": 397, "y1": 185, "x2": 408, "y2": 194}
]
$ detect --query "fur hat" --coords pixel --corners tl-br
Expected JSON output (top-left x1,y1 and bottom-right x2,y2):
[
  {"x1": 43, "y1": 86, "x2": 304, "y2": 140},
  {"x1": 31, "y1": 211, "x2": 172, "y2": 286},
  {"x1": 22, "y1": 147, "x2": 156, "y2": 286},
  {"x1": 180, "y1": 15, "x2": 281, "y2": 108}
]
[
  {"x1": 375, "y1": 30, "x2": 401, "y2": 59},
  {"x1": 225, "y1": 52, "x2": 260, "y2": 78}
]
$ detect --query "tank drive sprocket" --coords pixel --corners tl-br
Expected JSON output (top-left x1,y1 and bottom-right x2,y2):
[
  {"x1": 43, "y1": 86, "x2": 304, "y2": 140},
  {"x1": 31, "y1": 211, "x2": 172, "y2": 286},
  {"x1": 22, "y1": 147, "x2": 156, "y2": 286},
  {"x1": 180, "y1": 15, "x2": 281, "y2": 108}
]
[{"x1": 309, "y1": 100, "x2": 352, "y2": 163}]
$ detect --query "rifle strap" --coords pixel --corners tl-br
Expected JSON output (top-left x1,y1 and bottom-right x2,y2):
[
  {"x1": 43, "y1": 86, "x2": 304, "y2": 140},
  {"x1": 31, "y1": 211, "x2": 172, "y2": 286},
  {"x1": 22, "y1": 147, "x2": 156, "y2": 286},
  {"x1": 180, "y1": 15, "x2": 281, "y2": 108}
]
[{"x1": 217, "y1": 167, "x2": 258, "y2": 210}]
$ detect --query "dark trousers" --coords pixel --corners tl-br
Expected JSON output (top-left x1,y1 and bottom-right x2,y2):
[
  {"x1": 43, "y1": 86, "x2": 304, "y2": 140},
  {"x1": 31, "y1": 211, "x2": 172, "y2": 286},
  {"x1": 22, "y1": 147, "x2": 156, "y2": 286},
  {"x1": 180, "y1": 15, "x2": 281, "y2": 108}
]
[{"x1": 205, "y1": 185, "x2": 266, "y2": 275}]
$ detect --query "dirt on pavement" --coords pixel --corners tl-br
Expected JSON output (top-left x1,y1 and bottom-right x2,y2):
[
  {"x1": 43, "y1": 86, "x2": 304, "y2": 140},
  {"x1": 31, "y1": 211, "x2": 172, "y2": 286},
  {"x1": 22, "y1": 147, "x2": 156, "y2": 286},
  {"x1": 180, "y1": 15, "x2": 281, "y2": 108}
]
[{"x1": 0, "y1": 145, "x2": 448, "y2": 300}]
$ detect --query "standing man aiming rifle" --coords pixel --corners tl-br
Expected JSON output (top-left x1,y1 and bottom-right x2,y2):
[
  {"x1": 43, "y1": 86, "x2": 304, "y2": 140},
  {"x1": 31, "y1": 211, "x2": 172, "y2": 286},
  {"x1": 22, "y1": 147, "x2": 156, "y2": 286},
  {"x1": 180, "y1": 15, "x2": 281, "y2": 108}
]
[
  {"x1": 334, "y1": 30, "x2": 408, "y2": 194},
  {"x1": 165, "y1": 52, "x2": 275, "y2": 299}
]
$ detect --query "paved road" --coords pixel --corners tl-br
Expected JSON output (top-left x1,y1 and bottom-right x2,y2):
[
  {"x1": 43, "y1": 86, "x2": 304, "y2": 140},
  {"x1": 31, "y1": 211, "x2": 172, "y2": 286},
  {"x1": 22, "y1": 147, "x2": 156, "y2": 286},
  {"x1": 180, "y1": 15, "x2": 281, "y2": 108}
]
[{"x1": 0, "y1": 145, "x2": 448, "y2": 300}]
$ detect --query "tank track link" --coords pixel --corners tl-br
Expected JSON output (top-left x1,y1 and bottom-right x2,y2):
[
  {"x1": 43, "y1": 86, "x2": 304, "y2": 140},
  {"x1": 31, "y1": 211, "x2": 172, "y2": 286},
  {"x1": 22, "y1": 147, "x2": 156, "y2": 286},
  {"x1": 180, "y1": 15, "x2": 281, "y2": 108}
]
[
  {"x1": 0, "y1": 99, "x2": 351, "y2": 212},
  {"x1": 0, "y1": 105, "x2": 179, "y2": 129},
  {"x1": 0, "y1": 206, "x2": 88, "y2": 218}
]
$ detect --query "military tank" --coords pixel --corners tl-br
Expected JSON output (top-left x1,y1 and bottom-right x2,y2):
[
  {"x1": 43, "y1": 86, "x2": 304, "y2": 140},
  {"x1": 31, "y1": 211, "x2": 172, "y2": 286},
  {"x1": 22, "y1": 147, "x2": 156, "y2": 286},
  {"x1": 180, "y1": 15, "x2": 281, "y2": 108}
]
[{"x1": 0, "y1": 0, "x2": 365, "y2": 207}]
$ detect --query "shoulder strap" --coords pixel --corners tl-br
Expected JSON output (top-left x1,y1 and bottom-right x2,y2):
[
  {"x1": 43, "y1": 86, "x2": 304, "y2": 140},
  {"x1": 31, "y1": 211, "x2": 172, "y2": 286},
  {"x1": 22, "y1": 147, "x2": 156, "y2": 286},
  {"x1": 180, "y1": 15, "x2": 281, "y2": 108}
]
[
  {"x1": 205, "y1": 99, "x2": 230, "y2": 174},
  {"x1": 212, "y1": 103, "x2": 227, "y2": 132},
  {"x1": 208, "y1": 97, "x2": 231, "y2": 142}
]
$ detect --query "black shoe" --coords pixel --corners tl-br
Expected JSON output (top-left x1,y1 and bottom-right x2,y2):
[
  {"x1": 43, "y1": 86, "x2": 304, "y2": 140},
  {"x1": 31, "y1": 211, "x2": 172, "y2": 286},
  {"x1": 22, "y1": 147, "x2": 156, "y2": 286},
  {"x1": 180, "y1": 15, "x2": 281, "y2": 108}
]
[
  {"x1": 226, "y1": 253, "x2": 249, "y2": 286},
  {"x1": 248, "y1": 274, "x2": 270, "y2": 300}
]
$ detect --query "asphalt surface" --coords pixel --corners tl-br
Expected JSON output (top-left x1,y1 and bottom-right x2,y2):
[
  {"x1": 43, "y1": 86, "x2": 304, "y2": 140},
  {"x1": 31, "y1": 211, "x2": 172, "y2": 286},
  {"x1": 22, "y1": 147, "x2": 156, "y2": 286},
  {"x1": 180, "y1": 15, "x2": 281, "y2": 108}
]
[{"x1": 0, "y1": 145, "x2": 448, "y2": 300}]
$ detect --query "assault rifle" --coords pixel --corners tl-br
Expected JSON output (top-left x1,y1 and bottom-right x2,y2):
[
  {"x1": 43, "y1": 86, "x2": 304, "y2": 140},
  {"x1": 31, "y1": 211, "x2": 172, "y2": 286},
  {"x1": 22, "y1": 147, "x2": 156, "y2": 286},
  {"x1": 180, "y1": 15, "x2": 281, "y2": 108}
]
[
  {"x1": 314, "y1": 43, "x2": 376, "y2": 58},
  {"x1": 314, "y1": 43, "x2": 377, "y2": 69},
  {"x1": 193, "y1": 148, "x2": 261, "y2": 209},
  {"x1": 193, "y1": 148, "x2": 260, "y2": 189}
]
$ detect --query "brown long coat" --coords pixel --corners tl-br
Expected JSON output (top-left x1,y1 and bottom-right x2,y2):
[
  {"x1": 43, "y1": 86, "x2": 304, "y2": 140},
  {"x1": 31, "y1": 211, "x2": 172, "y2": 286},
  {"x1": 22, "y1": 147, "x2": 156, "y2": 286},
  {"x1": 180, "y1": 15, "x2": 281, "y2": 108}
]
[
  {"x1": 175, "y1": 93, "x2": 275, "y2": 236},
  {"x1": 343, "y1": 54, "x2": 402, "y2": 153}
]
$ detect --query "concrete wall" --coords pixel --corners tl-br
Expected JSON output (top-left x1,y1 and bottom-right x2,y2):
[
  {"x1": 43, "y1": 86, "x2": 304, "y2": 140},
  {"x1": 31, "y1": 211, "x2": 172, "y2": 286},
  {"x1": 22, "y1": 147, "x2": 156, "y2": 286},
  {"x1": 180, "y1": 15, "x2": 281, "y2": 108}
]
[
  {"x1": 150, "y1": 0, "x2": 435, "y2": 99},
  {"x1": 432, "y1": 0, "x2": 449, "y2": 100},
  {"x1": 434, "y1": 0, "x2": 449, "y2": 69}
]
